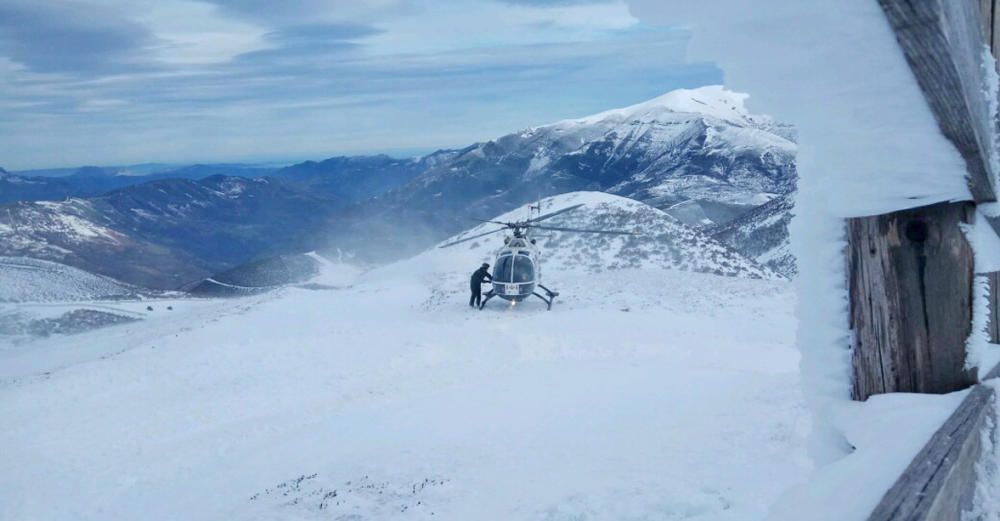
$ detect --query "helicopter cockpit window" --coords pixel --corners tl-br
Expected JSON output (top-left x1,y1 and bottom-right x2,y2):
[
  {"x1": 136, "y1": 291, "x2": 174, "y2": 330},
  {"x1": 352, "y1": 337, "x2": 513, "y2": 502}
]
[
  {"x1": 493, "y1": 255, "x2": 513, "y2": 282},
  {"x1": 492, "y1": 254, "x2": 533, "y2": 283},
  {"x1": 512, "y1": 255, "x2": 534, "y2": 283}
]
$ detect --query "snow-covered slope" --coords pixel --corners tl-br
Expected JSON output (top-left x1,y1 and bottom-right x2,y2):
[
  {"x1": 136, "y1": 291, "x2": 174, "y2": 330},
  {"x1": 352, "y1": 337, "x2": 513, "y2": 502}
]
[
  {"x1": 407, "y1": 192, "x2": 776, "y2": 286},
  {"x1": 710, "y1": 194, "x2": 795, "y2": 276},
  {"x1": 0, "y1": 256, "x2": 147, "y2": 303},
  {"x1": 0, "y1": 243, "x2": 807, "y2": 520}
]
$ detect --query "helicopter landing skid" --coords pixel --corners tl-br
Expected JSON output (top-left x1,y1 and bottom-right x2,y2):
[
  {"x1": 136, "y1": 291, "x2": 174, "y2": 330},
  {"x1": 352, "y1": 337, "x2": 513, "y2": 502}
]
[
  {"x1": 535, "y1": 284, "x2": 559, "y2": 311},
  {"x1": 479, "y1": 285, "x2": 559, "y2": 310},
  {"x1": 478, "y1": 290, "x2": 496, "y2": 310}
]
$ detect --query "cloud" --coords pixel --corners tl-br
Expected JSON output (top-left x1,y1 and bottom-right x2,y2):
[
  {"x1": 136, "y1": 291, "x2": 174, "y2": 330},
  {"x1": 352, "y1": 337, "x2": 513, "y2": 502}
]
[
  {"x1": 268, "y1": 23, "x2": 383, "y2": 45},
  {"x1": 0, "y1": 0, "x2": 714, "y2": 169},
  {"x1": 231, "y1": 23, "x2": 380, "y2": 69},
  {"x1": 0, "y1": 0, "x2": 155, "y2": 74},
  {"x1": 202, "y1": 0, "x2": 409, "y2": 26},
  {"x1": 496, "y1": 0, "x2": 615, "y2": 5}
]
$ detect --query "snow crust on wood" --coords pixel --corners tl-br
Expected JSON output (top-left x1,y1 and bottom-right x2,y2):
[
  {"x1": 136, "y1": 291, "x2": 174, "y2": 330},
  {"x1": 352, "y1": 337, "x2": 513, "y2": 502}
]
[
  {"x1": 765, "y1": 391, "x2": 967, "y2": 521},
  {"x1": 960, "y1": 213, "x2": 1000, "y2": 377},
  {"x1": 625, "y1": 0, "x2": 975, "y2": 467},
  {"x1": 982, "y1": 45, "x2": 1000, "y2": 193},
  {"x1": 968, "y1": 380, "x2": 1000, "y2": 521},
  {"x1": 967, "y1": 275, "x2": 1000, "y2": 380},
  {"x1": 963, "y1": 210, "x2": 1000, "y2": 274}
]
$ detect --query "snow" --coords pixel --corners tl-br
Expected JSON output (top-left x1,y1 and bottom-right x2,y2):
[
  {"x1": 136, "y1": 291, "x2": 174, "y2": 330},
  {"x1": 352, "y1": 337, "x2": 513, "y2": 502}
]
[
  {"x1": 982, "y1": 45, "x2": 1000, "y2": 193},
  {"x1": 765, "y1": 391, "x2": 967, "y2": 521},
  {"x1": 960, "y1": 214, "x2": 1000, "y2": 377},
  {"x1": 567, "y1": 85, "x2": 768, "y2": 129},
  {"x1": 0, "y1": 231, "x2": 810, "y2": 520},
  {"x1": 305, "y1": 251, "x2": 363, "y2": 287},
  {"x1": 0, "y1": 201, "x2": 123, "y2": 250},
  {"x1": 130, "y1": 207, "x2": 157, "y2": 220},
  {"x1": 969, "y1": 273, "x2": 1000, "y2": 379},
  {"x1": 0, "y1": 257, "x2": 141, "y2": 303},
  {"x1": 964, "y1": 210, "x2": 1000, "y2": 274}
]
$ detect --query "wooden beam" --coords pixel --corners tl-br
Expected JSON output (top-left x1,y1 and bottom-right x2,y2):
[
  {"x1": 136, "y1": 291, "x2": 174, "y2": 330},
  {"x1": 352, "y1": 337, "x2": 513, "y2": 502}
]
[
  {"x1": 867, "y1": 383, "x2": 996, "y2": 521},
  {"x1": 983, "y1": 359, "x2": 1000, "y2": 381},
  {"x1": 849, "y1": 202, "x2": 978, "y2": 400},
  {"x1": 987, "y1": 272, "x2": 1000, "y2": 345},
  {"x1": 878, "y1": 0, "x2": 999, "y2": 203},
  {"x1": 980, "y1": 0, "x2": 1000, "y2": 81}
]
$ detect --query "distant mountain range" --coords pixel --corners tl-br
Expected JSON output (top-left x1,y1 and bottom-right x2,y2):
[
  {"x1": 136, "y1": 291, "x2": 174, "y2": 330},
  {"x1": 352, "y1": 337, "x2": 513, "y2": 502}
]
[
  {"x1": 0, "y1": 86, "x2": 797, "y2": 289},
  {"x1": 328, "y1": 86, "x2": 796, "y2": 272},
  {"x1": 0, "y1": 157, "x2": 436, "y2": 206},
  {"x1": 0, "y1": 163, "x2": 282, "y2": 205}
]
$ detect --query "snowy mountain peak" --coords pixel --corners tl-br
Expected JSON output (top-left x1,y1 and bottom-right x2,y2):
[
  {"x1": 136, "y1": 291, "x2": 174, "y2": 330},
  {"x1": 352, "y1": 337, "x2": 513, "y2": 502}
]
[{"x1": 557, "y1": 85, "x2": 762, "y2": 128}]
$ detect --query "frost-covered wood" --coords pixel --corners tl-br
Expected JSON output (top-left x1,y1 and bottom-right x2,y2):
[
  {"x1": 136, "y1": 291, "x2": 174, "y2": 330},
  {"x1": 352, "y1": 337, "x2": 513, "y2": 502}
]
[
  {"x1": 867, "y1": 382, "x2": 996, "y2": 521},
  {"x1": 980, "y1": 0, "x2": 1000, "y2": 81},
  {"x1": 988, "y1": 272, "x2": 1000, "y2": 343},
  {"x1": 879, "y1": 0, "x2": 998, "y2": 203},
  {"x1": 878, "y1": 0, "x2": 999, "y2": 204},
  {"x1": 848, "y1": 202, "x2": 977, "y2": 400}
]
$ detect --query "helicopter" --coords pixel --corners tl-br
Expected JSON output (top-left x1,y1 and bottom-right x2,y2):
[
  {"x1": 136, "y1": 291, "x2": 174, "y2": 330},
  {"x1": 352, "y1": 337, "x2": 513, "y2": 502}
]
[{"x1": 438, "y1": 202, "x2": 635, "y2": 310}]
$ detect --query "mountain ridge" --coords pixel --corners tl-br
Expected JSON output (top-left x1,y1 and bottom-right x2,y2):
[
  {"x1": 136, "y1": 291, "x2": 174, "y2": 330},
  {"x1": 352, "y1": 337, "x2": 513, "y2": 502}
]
[{"x1": 0, "y1": 86, "x2": 797, "y2": 287}]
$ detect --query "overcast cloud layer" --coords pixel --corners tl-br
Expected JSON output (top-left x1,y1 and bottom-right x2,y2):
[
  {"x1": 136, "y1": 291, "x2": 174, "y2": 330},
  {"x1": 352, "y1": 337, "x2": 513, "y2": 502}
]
[{"x1": 0, "y1": 0, "x2": 717, "y2": 170}]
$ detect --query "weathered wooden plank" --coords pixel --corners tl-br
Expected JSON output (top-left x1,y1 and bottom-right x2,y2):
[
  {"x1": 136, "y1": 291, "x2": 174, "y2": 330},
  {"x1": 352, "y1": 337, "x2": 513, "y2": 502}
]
[
  {"x1": 878, "y1": 0, "x2": 999, "y2": 203},
  {"x1": 993, "y1": 0, "x2": 1000, "y2": 63},
  {"x1": 982, "y1": 0, "x2": 1000, "y2": 78},
  {"x1": 978, "y1": 0, "x2": 995, "y2": 46},
  {"x1": 867, "y1": 384, "x2": 996, "y2": 521},
  {"x1": 849, "y1": 202, "x2": 977, "y2": 400},
  {"x1": 988, "y1": 272, "x2": 1000, "y2": 344}
]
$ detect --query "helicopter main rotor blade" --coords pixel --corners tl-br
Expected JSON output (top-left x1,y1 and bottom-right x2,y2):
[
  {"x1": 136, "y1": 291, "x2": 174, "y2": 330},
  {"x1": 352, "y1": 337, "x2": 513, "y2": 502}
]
[
  {"x1": 528, "y1": 224, "x2": 636, "y2": 236},
  {"x1": 469, "y1": 218, "x2": 510, "y2": 226},
  {"x1": 438, "y1": 227, "x2": 507, "y2": 248},
  {"x1": 526, "y1": 203, "x2": 585, "y2": 224}
]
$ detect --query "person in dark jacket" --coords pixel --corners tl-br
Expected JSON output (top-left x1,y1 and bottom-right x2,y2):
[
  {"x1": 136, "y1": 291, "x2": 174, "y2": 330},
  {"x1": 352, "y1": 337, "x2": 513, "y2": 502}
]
[{"x1": 470, "y1": 262, "x2": 492, "y2": 308}]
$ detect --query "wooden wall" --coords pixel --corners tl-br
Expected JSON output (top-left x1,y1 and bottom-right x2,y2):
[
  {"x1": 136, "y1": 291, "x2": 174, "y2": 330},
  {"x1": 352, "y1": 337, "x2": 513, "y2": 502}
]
[
  {"x1": 849, "y1": 203, "x2": 978, "y2": 399},
  {"x1": 849, "y1": 0, "x2": 1000, "y2": 400},
  {"x1": 854, "y1": 1, "x2": 1000, "y2": 519}
]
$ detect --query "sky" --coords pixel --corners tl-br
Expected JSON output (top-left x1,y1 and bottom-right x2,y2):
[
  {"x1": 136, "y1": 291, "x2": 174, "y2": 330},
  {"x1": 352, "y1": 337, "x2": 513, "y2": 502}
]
[{"x1": 0, "y1": 0, "x2": 719, "y2": 170}]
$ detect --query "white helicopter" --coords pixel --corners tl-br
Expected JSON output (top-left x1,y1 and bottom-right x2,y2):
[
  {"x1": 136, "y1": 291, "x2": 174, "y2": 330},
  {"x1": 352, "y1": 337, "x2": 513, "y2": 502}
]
[{"x1": 438, "y1": 202, "x2": 635, "y2": 310}]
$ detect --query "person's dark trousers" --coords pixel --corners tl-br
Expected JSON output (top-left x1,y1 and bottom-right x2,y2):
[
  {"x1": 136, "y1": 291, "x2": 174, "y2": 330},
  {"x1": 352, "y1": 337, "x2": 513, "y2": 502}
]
[{"x1": 470, "y1": 285, "x2": 482, "y2": 307}]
